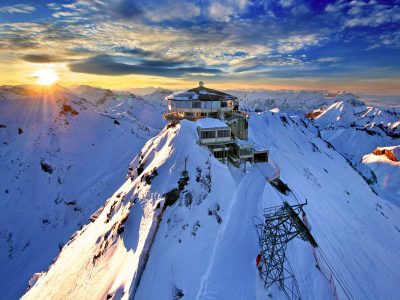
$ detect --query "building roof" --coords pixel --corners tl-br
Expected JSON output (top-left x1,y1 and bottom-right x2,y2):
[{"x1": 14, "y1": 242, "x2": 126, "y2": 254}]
[
  {"x1": 234, "y1": 138, "x2": 253, "y2": 148},
  {"x1": 167, "y1": 82, "x2": 237, "y2": 101},
  {"x1": 196, "y1": 118, "x2": 229, "y2": 129}
]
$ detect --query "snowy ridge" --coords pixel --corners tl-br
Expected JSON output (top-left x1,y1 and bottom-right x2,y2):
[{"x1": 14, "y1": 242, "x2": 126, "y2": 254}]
[
  {"x1": 23, "y1": 113, "x2": 400, "y2": 300},
  {"x1": 227, "y1": 89, "x2": 357, "y2": 113},
  {"x1": 363, "y1": 146, "x2": 400, "y2": 199},
  {"x1": 313, "y1": 99, "x2": 400, "y2": 134},
  {"x1": 310, "y1": 98, "x2": 400, "y2": 205},
  {"x1": 0, "y1": 85, "x2": 165, "y2": 299}
]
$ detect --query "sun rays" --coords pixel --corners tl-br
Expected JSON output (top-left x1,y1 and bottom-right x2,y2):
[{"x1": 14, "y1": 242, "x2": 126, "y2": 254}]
[{"x1": 32, "y1": 68, "x2": 59, "y2": 86}]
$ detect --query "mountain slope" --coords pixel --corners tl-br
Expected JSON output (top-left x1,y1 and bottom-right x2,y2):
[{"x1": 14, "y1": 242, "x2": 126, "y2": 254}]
[
  {"x1": 363, "y1": 146, "x2": 400, "y2": 199},
  {"x1": 23, "y1": 112, "x2": 400, "y2": 300},
  {"x1": 310, "y1": 98, "x2": 400, "y2": 204},
  {"x1": 0, "y1": 85, "x2": 164, "y2": 299},
  {"x1": 229, "y1": 89, "x2": 357, "y2": 113}
]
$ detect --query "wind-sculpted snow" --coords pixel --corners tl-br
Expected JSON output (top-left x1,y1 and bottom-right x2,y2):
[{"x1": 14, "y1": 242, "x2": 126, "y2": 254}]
[
  {"x1": 22, "y1": 112, "x2": 400, "y2": 300},
  {"x1": 0, "y1": 85, "x2": 164, "y2": 299}
]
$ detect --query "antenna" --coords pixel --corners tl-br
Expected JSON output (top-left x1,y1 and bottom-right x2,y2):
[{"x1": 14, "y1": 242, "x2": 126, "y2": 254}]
[{"x1": 182, "y1": 156, "x2": 189, "y2": 178}]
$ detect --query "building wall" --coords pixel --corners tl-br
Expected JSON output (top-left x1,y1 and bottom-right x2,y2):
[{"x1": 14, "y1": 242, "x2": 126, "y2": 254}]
[
  {"x1": 229, "y1": 117, "x2": 248, "y2": 140},
  {"x1": 168, "y1": 100, "x2": 232, "y2": 114},
  {"x1": 197, "y1": 127, "x2": 232, "y2": 145}
]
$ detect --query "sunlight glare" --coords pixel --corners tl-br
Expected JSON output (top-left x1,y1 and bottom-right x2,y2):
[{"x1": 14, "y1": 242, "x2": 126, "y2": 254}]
[{"x1": 33, "y1": 69, "x2": 59, "y2": 86}]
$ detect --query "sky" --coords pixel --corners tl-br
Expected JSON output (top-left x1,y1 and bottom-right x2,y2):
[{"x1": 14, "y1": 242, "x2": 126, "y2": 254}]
[{"x1": 0, "y1": 0, "x2": 399, "y2": 94}]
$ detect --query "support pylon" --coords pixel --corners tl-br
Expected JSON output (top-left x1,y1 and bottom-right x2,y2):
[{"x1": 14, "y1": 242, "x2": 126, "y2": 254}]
[{"x1": 253, "y1": 201, "x2": 317, "y2": 300}]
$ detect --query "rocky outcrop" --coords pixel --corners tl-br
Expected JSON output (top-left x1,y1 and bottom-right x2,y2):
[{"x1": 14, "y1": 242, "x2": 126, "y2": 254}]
[{"x1": 373, "y1": 147, "x2": 399, "y2": 162}]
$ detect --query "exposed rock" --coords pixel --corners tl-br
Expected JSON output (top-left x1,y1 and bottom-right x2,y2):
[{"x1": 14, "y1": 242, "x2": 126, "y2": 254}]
[
  {"x1": 373, "y1": 147, "x2": 399, "y2": 162},
  {"x1": 164, "y1": 189, "x2": 180, "y2": 207},
  {"x1": 61, "y1": 104, "x2": 79, "y2": 116},
  {"x1": 40, "y1": 161, "x2": 54, "y2": 174}
]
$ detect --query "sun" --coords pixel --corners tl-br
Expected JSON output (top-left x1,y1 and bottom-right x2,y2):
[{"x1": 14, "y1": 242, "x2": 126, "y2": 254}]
[{"x1": 33, "y1": 69, "x2": 59, "y2": 86}]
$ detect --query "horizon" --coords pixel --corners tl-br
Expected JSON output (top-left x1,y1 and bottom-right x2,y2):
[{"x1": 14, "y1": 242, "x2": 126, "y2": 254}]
[{"x1": 0, "y1": 1, "x2": 399, "y2": 96}]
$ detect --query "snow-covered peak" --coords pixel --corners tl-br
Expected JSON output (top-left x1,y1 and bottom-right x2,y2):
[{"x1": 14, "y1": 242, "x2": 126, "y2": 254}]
[
  {"x1": 21, "y1": 112, "x2": 400, "y2": 300},
  {"x1": 225, "y1": 89, "x2": 361, "y2": 113},
  {"x1": 313, "y1": 99, "x2": 399, "y2": 133},
  {"x1": 363, "y1": 145, "x2": 400, "y2": 200},
  {"x1": 0, "y1": 88, "x2": 165, "y2": 299},
  {"x1": 313, "y1": 99, "x2": 367, "y2": 128},
  {"x1": 340, "y1": 97, "x2": 365, "y2": 107}
]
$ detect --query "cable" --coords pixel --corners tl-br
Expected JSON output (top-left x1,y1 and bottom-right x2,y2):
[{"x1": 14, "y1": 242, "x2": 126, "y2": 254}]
[{"x1": 316, "y1": 248, "x2": 355, "y2": 300}]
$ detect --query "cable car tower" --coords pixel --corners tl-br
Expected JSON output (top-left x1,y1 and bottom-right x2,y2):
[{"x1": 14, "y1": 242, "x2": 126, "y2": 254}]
[{"x1": 253, "y1": 201, "x2": 318, "y2": 300}]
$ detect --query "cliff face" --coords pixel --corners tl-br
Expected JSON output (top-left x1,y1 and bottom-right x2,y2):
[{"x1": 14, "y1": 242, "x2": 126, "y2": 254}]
[{"x1": 372, "y1": 146, "x2": 400, "y2": 162}]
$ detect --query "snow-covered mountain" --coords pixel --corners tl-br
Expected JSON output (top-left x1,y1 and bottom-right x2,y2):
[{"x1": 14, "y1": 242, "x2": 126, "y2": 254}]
[
  {"x1": 227, "y1": 89, "x2": 357, "y2": 113},
  {"x1": 309, "y1": 98, "x2": 399, "y2": 204},
  {"x1": 0, "y1": 85, "x2": 165, "y2": 299},
  {"x1": 363, "y1": 146, "x2": 400, "y2": 199},
  {"x1": 2, "y1": 85, "x2": 400, "y2": 300},
  {"x1": 21, "y1": 111, "x2": 400, "y2": 300}
]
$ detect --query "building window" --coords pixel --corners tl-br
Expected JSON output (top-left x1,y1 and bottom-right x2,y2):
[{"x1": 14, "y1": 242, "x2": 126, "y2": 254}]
[
  {"x1": 217, "y1": 129, "x2": 230, "y2": 138},
  {"x1": 240, "y1": 148, "x2": 253, "y2": 156},
  {"x1": 175, "y1": 101, "x2": 192, "y2": 109},
  {"x1": 213, "y1": 150, "x2": 226, "y2": 159},
  {"x1": 192, "y1": 102, "x2": 201, "y2": 108},
  {"x1": 201, "y1": 130, "x2": 216, "y2": 139}
]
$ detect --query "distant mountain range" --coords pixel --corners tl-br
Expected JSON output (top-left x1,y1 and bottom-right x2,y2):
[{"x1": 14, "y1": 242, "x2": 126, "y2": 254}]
[{"x1": 1, "y1": 84, "x2": 399, "y2": 300}]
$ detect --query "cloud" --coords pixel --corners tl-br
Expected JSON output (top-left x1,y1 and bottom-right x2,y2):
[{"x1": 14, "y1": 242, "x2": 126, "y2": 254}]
[
  {"x1": 21, "y1": 54, "x2": 64, "y2": 63},
  {"x1": 279, "y1": 0, "x2": 294, "y2": 8},
  {"x1": 143, "y1": 0, "x2": 200, "y2": 22},
  {"x1": 64, "y1": 0, "x2": 199, "y2": 23},
  {"x1": 344, "y1": 4, "x2": 400, "y2": 28},
  {"x1": 208, "y1": 0, "x2": 250, "y2": 22},
  {"x1": 277, "y1": 34, "x2": 323, "y2": 53},
  {"x1": 316, "y1": 57, "x2": 343, "y2": 63},
  {"x1": 117, "y1": 47, "x2": 154, "y2": 57},
  {"x1": 1, "y1": 0, "x2": 399, "y2": 86},
  {"x1": 0, "y1": 4, "x2": 36, "y2": 14},
  {"x1": 108, "y1": 0, "x2": 143, "y2": 20},
  {"x1": 47, "y1": 3, "x2": 62, "y2": 11},
  {"x1": 69, "y1": 55, "x2": 223, "y2": 77}
]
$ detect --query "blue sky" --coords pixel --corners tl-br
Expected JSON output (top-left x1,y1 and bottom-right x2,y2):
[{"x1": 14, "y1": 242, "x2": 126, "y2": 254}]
[{"x1": 0, "y1": 0, "x2": 399, "y2": 93}]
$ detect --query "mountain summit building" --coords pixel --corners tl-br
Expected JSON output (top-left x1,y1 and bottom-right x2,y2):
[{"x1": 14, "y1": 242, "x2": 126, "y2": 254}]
[
  {"x1": 163, "y1": 82, "x2": 267, "y2": 165},
  {"x1": 164, "y1": 81, "x2": 239, "y2": 121}
]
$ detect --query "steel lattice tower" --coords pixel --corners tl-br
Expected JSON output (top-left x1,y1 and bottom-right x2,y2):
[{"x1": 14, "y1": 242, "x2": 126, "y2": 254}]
[{"x1": 253, "y1": 201, "x2": 318, "y2": 300}]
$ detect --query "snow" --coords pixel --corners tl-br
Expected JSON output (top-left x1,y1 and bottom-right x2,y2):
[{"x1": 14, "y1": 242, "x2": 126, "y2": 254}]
[
  {"x1": 21, "y1": 110, "x2": 400, "y2": 300},
  {"x1": 2, "y1": 85, "x2": 400, "y2": 300},
  {"x1": 311, "y1": 99, "x2": 400, "y2": 205},
  {"x1": 374, "y1": 145, "x2": 400, "y2": 160},
  {"x1": 229, "y1": 89, "x2": 358, "y2": 113},
  {"x1": 196, "y1": 118, "x2": 228, "y2": 129},
  {"x1": 0, "y1": 85, "x2": 165, "y2": 299},
  {"x1": 199, "y1": 90, "x2": 217, "y2": 95},
  {"x1": 167, "y1": 91, "x2": 198, "y2": 101},
  {"x1": 234, "y1": 137, "x2": 252, "y2": 147},
  {"x1": 363, "y1": 147, "x2": 400, "y2": 199}
]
